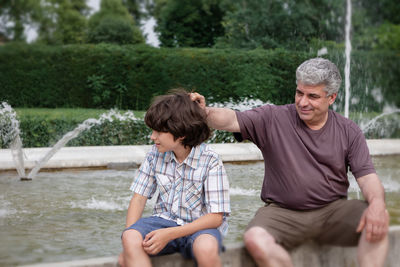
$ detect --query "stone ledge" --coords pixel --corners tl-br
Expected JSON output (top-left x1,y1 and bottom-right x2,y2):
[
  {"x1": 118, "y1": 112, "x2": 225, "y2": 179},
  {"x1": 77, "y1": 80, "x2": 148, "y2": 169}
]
[
  {"x1": 1, "y1": 140, "x2": 399, "y2": 171},
  {"x1": 20, "y1": 226, "x2": 400, "y2": 267}
]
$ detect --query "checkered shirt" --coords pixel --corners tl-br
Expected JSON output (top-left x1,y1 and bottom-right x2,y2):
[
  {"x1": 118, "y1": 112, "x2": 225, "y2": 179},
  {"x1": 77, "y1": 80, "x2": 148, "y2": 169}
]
[{"x1": 130, "y1": 143, "x2": 230, "y2": 235}]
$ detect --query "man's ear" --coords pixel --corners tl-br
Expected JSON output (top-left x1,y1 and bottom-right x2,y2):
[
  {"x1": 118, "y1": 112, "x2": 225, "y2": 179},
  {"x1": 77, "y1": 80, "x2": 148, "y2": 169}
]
[{"x1": 329, "y1": 93, "x2": 337, "y2": 105}]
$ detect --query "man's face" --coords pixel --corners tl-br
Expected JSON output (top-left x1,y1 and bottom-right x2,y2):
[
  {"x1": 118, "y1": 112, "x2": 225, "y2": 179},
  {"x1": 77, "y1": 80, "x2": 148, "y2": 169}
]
[{"x1": 295, "y1": 82, "x2": 337, "y2": 129}]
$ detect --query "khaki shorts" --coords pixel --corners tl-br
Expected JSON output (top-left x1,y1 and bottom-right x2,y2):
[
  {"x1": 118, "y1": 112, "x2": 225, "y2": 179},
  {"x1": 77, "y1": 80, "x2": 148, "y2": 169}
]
[{"x1": 246, "y1": 198, "x2": 368, "y2": 250}]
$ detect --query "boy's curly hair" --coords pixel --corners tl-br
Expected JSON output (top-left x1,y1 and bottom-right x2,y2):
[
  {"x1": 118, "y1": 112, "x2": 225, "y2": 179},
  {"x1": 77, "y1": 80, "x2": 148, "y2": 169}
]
[{"x1": 144, "y1": 88, "x2": 211, "y2": 148}]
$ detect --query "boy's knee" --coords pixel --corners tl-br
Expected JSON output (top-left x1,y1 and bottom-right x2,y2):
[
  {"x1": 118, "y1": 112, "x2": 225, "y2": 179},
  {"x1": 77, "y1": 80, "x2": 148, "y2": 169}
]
[
  {"x1": 122, "y1": 229, "x2": 144, "y2": 250},
  {"x1": 193, "y1": 234, "x2": 220, "y2": 264}
]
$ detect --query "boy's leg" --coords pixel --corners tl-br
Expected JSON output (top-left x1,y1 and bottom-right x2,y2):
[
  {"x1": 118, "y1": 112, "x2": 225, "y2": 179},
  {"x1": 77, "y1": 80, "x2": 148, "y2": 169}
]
[
  {"x1": 187, "y1": 229, "x2": 223, "y2": 267},
  {"x1": 121, "y1": 216, "x2": 179, "y2": 267},
  {"x1": 122, "y1": 229, "x2": 151, "y2": 267}
]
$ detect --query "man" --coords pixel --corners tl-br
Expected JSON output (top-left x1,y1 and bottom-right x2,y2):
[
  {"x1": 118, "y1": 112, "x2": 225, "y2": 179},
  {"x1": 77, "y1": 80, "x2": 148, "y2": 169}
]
[{"x1": 190, "y1": 58, "x2": 389, "y2": 267}]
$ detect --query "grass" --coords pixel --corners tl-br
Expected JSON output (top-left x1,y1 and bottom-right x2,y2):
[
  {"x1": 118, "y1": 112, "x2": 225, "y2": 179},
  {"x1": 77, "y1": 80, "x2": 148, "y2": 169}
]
[{"x1": 15, "y1": 108, "x2": 146, "y2": 120}]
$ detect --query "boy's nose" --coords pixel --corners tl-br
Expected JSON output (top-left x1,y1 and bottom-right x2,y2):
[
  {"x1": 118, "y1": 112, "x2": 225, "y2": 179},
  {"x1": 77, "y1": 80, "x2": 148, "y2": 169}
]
[{"x1": 150, "y1": 131, "x2": 157, "y2": 140}]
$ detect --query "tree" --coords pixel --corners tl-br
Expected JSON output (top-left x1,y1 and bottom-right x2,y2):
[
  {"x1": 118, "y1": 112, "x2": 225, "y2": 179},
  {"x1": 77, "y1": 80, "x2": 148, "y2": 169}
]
[
  {"x1": 216, "y1": 0, "x2": 344, "y2": 50},
  {"x1": 87, "y1": 0, "x2": 145, "y2": 44},
  {"x1": 0, "y1": 0, "x2": 40, "y2": 42},
  {"x1": 351, "y1": 0, "x2": 400, "y2": 50},
  {"x1": 34, "y1": 0, "x2": 88, "y2": 45},
  {"x1": 154, "y1": 0, "x2": 229, "y2": 47}
]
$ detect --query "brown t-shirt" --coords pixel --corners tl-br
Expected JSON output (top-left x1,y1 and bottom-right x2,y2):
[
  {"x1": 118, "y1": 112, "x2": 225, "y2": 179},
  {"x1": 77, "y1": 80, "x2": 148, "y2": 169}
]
[{"x1": 236, "y1": 104, "x2": 375, "y2": 210}]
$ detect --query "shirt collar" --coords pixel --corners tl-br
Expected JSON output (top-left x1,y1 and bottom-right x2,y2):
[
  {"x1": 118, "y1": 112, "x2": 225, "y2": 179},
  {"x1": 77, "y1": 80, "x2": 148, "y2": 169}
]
[{"x1": 163, "y1": 144, "x2": 204, "y2": 169}]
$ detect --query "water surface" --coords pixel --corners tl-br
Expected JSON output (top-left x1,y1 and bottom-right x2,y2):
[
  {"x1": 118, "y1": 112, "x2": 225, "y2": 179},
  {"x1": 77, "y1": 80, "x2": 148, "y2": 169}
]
[{"x1": 1, "y1": 155, "x2": 399, "y2": 265}]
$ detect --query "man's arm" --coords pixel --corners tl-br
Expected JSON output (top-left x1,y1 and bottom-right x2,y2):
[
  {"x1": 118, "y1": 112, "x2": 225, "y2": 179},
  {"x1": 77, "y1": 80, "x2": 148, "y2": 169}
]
[
  {"x1": 125, "y1": 193, "x2": 147, "y2": 228},
  {"x1": 356, "y1": 173, "x2": 389, "y2": 242},
  {"x1": 142, "y1": 212, "x2": 224, "y2": 255},
  {"x1": 190, "y1": 92, "x2": 240, "y2": 132}
]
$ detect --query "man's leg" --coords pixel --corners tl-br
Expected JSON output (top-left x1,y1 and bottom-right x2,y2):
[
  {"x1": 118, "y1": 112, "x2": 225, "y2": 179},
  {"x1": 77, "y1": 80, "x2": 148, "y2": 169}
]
[
  {"x1": 121, "y1": 229, "x2": 152, "y2": 267},
  {"x1": 192, "y1": 234, "x2": 222, "y2": 267},
  {"x1": 244, "y1": 226, "x2": 293, "y2": 267},
  {"x1": 357, "y1": 229, "x2": 389, "y2": 267}
]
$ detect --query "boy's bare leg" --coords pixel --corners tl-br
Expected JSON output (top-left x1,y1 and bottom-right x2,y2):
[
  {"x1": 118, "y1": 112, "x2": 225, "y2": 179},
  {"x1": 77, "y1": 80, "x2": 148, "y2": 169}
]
[
  {"x1": 244, "y1": 227, "x2": 294, "y2": 267},
  {"x1": 192, "y1": 234, "x2": 222, "y2": 267},
  {"x1": 121, "y1": 229, "x2": 152, "y2": 267},
  {"x1": 357, "y1": 229, "x2": 389, "y2": 267}
]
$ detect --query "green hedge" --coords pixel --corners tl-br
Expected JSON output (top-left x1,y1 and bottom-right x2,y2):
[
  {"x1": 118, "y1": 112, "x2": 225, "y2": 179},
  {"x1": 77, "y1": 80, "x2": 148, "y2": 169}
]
[
  {"x1": 0, "y1": 44, "x2": 308, "y2": 110},
  {"x1": 0, "y1": 115, "x2": 234, "y2": 148},
  {"x1": 1, "y1": 43, "x2": 399, "y2": 112}
]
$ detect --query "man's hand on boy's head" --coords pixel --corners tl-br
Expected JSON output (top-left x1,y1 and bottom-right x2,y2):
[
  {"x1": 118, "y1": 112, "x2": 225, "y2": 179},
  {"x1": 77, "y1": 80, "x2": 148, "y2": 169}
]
[
  {"x1": 142, "y1": 228, "x2": 173, "y2": 255},
  {"x1": 189, "y1": 92, "x2": 206, "y2": 109}
]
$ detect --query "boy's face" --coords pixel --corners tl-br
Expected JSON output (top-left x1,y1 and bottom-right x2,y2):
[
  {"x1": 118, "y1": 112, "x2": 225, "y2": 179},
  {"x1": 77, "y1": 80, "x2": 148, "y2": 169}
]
[{"x1": 150, "y1": 130, "x2": 183, "y2": 153}]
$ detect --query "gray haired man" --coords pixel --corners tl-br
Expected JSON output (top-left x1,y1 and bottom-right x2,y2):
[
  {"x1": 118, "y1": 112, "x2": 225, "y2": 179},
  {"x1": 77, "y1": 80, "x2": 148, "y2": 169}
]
[{"x1": 191, "y1": 58, "x2": 389, "y2": 267}]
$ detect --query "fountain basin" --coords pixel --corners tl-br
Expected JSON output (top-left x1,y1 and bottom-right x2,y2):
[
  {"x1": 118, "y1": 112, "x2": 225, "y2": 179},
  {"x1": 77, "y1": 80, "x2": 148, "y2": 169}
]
[
  {"x1": 0, "y1": 140, "x2": 399, "y2": 172},
  {"x1": 1, "y1": 141, "x2": 399, "y2": 266}
]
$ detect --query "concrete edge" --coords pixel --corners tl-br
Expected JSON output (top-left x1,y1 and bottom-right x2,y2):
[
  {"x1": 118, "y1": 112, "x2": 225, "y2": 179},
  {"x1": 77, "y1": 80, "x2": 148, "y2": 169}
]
[
  {"x1": 1, "y1": 140, "x2": 399, "y2": 172},
  {"x1": 19, "y1": 226, "x2": 400, "y2": 267}
]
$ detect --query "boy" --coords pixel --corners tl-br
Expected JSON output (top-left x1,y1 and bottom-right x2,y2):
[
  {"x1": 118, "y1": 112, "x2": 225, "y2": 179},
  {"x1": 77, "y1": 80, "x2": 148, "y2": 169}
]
[{"x1": 119, "y1": 89, "x2": 231, "y2": 267}]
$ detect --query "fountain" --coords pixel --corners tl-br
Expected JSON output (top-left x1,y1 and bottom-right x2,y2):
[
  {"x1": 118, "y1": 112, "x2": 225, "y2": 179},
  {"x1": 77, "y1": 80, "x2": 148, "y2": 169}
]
[
  {"x1": 0, "y1": 102, "x2": 26, "y2": 179},
  {"x1": 344, "y1": 0, "x2": 352, "y2": 119},
  {"x1": 0, "y1": 104, "x2": 140, "y2": 180}
]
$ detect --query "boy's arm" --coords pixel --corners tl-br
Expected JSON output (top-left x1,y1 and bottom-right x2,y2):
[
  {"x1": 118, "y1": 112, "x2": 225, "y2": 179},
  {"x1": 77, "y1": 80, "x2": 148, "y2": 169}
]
[
  {"x1": 125, "y1": 193, "x2": 148, "y2": 228},
  {"x1": 142, "y1": 212, "x2": 223, "y2": 255}
]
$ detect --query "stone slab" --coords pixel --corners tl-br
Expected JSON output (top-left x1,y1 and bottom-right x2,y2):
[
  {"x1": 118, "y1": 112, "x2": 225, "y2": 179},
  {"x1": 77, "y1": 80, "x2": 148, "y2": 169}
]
[{"x1": 0, "y1": 140, "x2": 399, "y2": 171}]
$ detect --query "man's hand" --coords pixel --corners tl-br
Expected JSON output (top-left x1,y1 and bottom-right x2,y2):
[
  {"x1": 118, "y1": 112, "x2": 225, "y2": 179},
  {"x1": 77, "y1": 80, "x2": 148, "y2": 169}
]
[
  {"x1": 142, "y1": 228, "x2": 173, "y2": 255},
  {"x1": 189, "y1": 92, "x2": 206, "y2": 109},
  {"x1": 356, "y1": 199, "x2": 389, "y2": 242}
]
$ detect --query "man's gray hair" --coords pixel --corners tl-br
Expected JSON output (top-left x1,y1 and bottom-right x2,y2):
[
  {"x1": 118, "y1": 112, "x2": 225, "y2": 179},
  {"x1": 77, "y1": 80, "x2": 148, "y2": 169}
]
[{"x1": 296, "y1": 58, "x2": 342, "y2": 96}]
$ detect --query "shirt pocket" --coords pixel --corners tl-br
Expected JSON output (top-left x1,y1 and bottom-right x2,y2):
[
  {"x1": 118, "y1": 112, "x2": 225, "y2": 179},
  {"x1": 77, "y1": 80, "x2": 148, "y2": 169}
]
[
  {"x1": 155, "y1": 174, "x2": 173, "y2": 203},
  {"x1": 184, "y1": 180, "x2": 203, "y2": 210}
]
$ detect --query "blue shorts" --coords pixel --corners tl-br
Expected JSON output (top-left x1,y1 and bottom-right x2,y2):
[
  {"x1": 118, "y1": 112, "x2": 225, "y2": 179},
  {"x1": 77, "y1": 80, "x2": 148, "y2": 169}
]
[{"x1": 122, "y1": 216, "x2": 223, "y2": 259}]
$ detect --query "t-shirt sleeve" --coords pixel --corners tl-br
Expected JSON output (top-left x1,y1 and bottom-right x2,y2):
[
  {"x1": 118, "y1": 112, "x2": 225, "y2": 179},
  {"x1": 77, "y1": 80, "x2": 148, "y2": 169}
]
[
  {"x1": 203, "y1": 157, "x2": 231, "y2": 215},
  {"x1": 130, "y1": 149, "x2": 157, "y2": 198},
  {"x1": 347, "y1": 126, "x2": 376, "y2": 179},
  {"x1": 235, "y1": 105, "x2": 272, "y2": 148}
]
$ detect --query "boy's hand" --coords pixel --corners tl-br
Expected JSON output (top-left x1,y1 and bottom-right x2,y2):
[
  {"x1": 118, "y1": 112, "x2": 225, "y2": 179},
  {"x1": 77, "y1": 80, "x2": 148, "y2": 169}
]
[{"x1": 142, "y1": 228, "x2": 172, "y2": 255}]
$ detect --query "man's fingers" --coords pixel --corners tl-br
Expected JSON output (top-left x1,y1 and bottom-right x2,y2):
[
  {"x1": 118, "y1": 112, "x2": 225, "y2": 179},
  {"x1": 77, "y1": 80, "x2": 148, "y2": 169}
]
[
  {"x1": 189, "y1": 92, "x2": 206, "y2": 108},
  {"x1": 356, "y1": 214, "x2": 366, "y2": 233}
]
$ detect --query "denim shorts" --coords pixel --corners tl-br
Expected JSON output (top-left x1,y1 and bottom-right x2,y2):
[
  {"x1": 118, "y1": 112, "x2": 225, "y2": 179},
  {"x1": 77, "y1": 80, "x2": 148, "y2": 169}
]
[{"x1": 122, "y1": 216, "x2": 223, "y2": 259}]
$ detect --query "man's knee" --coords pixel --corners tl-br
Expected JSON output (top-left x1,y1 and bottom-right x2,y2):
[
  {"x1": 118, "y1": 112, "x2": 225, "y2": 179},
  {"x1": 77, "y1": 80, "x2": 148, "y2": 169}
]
[
  {"x1": 244, "y1": 227, "x2": 277, "y2": 257},
  {"x1": 244, "y1": 227, "x2": 275, "y2": 245}
]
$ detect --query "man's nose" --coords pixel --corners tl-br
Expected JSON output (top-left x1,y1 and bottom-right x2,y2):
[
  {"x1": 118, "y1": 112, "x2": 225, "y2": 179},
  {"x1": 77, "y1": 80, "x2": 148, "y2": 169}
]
[{"x1": 298, "y1": 95, "x2": 309, "y2": 106}]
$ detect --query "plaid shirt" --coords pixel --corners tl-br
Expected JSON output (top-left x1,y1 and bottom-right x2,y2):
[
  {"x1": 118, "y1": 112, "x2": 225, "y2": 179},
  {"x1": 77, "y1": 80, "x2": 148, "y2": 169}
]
[{"x1": 130, "y1": 143, "x2": 230, "y2": 235}]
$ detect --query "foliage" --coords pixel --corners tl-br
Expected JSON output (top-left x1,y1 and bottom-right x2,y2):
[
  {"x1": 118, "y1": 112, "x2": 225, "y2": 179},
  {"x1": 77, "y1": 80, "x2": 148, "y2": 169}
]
[
  {"x1": 1, "y1": 43, "x2": 400, "y2": 113},
  {"x1": 87, "y1": 0, "x2": 145, "y2": 45},
  {"x1": 7, "y1": 110, "x2": 235, "y2": 148},
  {"x1": 216, "y1": 0, "x2": 345, "y2": 50},
  {"x1": 5, "y1": 108, "x2": 398, "y2": 149},
  {"x1": 353, "y1": 23, "x2": 400, "y2": 51},
  {"x1": 154, "y1": 0, "x2": 230, "y2": 47},
  {"x1": 31, "y1": 0, "x2": 89, "y2": 45},
  {"x1": 121, "y1": 0, "x2": 150, "y2": 24},
  {"x1": 87, "y1": 16, "x2": 143, "y2": 45},
  {"x1": 0, "y1": 0, "x2": 40, "y2": 41}
]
